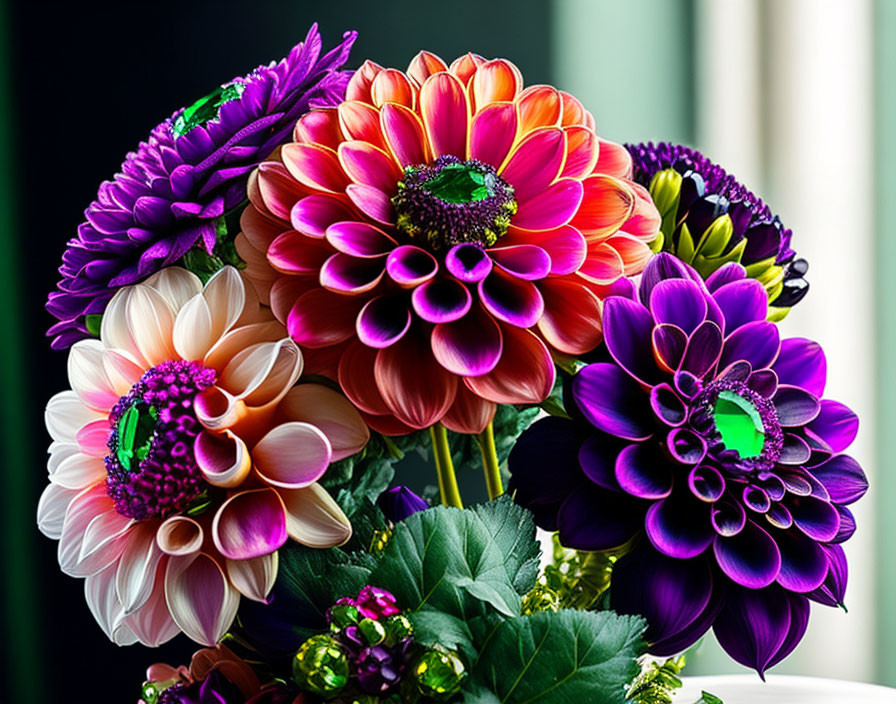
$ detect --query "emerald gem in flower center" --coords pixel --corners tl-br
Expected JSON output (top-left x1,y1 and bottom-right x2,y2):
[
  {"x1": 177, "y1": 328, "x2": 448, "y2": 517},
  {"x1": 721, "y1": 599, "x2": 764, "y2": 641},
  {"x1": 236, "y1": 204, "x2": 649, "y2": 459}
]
[
  {"x1": 392, "y1": 156, "x2": 517, "y2": 250},
  {"x1": 172, "y1": 82, "x2": 245, "y2": 138},
  {"x1": 421, "y1": 162, "x2": 496, "y2": 204},
  {"x1": 115, "y1": 401, "x2": 159, "y2": 472},
  {"x1": 713, "y1": 390, "x2": 765, "y2": 459}
]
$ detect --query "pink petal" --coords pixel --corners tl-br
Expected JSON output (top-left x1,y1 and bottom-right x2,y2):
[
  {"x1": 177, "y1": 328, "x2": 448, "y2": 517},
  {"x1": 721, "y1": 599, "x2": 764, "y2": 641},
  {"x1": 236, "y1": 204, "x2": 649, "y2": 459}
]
[
  {"x1": 412, "y1": 277, "x2": 473, "y2": 323},
  {"x1": 37, "y1": 482, "x2": 78, "y2": 540},
  {"x1": 326, "y1": 221, "x2": 397, "y2": 258},
  {"x1": 431, "y1": 304, "x2": 503, "y2": 376},
  {"x1": 595, "y1": 138, "x2": 634, "y2": 179},
  {"x1": 287, "y1": 289, "x2": 364, "y2": 348},
  {"x1": 194, "y1": 430, "x2": 251, "y2": 488},
  {"x1": 123, "y1": 561, "x2": 180, "y2": 646},
  {"x1": 619, "y1": 182, "x2": 662, "y2": 242},
  {"x1": 253, "y1": 423, "x2": 333, "y2": 489},
  {"x1": 294, "y1": 108, "x2": 342, "y2": 149},
  {"x1": 500, "y1": 127, "x2": 566, "y2": 202},
  {"x1": 450, "y1": 53, "x2": 485, "y2": 86},
  {"x1": 212, "y1": 489, "x2": 288, "y2": 559},
  {"x1": 371, "y1": 68, "x2": 416, "y2": 108},
  {"x1": 57, "y1": 484, "x2": 115, "y2": 576},
  {"x1": 68, "y1": 340, "x2": 118, "y2": 412},
  {"x1": 290, "y1": 195, "x2": 357, "y2": 238},
  {"x1": 490, "y1": 244, "x2": 551, "y2": 280},
  {"x1": 45, "y1": 390, "x2": 104, "y2": 443},
  {"x1": 267, "y1": 232, "x2": 332, "y2": 274},
  {"x1": 356, "y1": 295, "x2": 412, "y2": 348},
  {"x1": 561, "y1": 126, "x2": 598, "y2": 179},
  {"x1": 337, "y1": 101, "x2": 387, "y2": 150},
  {"x1": 345, "y1": 60, "x2": 384, "y2": 103},
  {"x1": 281, "y1": 143, "x2": 349, "y2": 194},
  {"x1": 503, "y1": 225, "x2": 588, "y2": 276},
  {"x1": 465, "y1": 324, "x2": 555, "y2": 404},
  {"x1": 516, "y1": 84, "x2": 562, "y2": 132},
  {"x1": 346, "y1": 184, "x2": 395, "y2": 225},
  {"x1": 386, "y1": 245, "x2": 438, "y2": 286},
  {"x1": 419, "y1": 72, "x2": 469, "y2": 159},
  {"x1": 479, "y1": 268, "x2": 545, "y2": 328},
  {"x1": 441, "y1": 383, "x2": 497, "y2": 434},
  {"x1": 513, "y1": 178, "x2": 584, "y2": 231},
  {"x1": 339, "y1": 340, "x2": 392, "y2": 415},
  {"x1": 605, "y1": 233, "x2": 654, "y2": 275},
  {"x1": 380, "y1": 102, "x2": 429, "y2": 168},
  {"x1": 375, "y1": 332, "x2": 459, "y2": 429},
  {"x1": 571, "y1": 175, "x2": 635, "y2": 238},
  {"x1": 471, "y1": 59, "x2": 522, "y2": 109},
  {"x1": 537, "y1": 277, "x2": 603, "y2": 355},
  {"x1": 579, "y1": 241, "x2": 625, "y2": 284},
  {"x1": 469, "y1": 101, "x2": 518, "y2": 169},
  {"x1": 226, "y1": 553, "x2": 278, "y2": 603},
  {"x1": 406, "y1": 51, "x2": 448, "y2": 85},
  {"x1": 320, "y1": 252, "x2": 386, "y2": 294},
  {"x1": 51, "y1": 452, "x2": 105, "y2": 490},
  {"x1": 559, "y1": 91, "x2": 587, "y2": 126},
  {"x1": 165, "y1": 553, "x2": 240, "y2": 646},
  {"x1": 278, "y1": 384, "x2": 370, "y2": 461},
  {"x1": 338, "y1": 141, "x2": 401, "y2": 193},
  {"x1": 256, "y1": 162, "x2": 309, "y2": 220}
]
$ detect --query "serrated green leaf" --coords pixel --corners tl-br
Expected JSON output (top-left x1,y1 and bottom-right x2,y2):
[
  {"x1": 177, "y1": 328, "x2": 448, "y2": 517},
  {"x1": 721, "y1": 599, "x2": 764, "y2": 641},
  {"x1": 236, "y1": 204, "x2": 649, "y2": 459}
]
[
  {"x1": 410, "y1": 610, "x2": 476, "y2": 660},
  {"x1": 369, "y1": 499, "x2": 541, "y2": 621},
  {"x1": 472, "y1": 495, "x2": 541, "y2": 595},
  {"x1": 465, "y1": 609, "x2": 646, "y2": 704}
]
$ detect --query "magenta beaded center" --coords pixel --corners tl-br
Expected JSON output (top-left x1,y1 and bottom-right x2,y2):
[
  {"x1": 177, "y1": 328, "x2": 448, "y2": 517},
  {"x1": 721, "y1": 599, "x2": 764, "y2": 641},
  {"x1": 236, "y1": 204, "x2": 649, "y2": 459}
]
[{"x1": 105, "y1": 360, "x2": 217, "y2": 520}]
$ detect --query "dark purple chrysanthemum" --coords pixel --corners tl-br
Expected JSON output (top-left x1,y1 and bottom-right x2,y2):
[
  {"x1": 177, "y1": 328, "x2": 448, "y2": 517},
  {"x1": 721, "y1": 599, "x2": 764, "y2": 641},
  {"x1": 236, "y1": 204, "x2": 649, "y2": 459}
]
[
  {"x1": 508, "y1": 253, "x2": 867, "y2": 675},
  {"x1": 158, "y1": 670, "x2": 244, "y2": 704},
  {"x1": 46, "y1": 24, "x2": 356, "y2": 350},
  {"x1": 626, "y1": 141, "x2": 809, "y2": 315}
]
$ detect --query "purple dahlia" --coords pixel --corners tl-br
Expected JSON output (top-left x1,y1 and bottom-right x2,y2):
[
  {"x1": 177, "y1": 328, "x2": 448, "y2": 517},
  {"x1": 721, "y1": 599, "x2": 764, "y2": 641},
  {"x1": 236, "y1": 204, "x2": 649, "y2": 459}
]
[
  {"x1": 46, "y1": 24, "x2": 356, "y2": 350},
  {"x1": 626, "y1": 141, "x2": 808, "y2": 319},
  {"x1": 508, "y1": 253, "x2": 866, "y2": 675}
]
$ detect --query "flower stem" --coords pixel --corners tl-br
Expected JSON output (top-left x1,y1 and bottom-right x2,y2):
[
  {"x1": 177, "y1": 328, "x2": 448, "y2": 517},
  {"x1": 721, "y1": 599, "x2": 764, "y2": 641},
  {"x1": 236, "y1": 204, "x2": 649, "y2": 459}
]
[
  {"x1": 430, "y1": 423, "x2": 463, "y2": 508},
  {"x1": 478, "y1": 422, "x2": 504, "y2": 499}
]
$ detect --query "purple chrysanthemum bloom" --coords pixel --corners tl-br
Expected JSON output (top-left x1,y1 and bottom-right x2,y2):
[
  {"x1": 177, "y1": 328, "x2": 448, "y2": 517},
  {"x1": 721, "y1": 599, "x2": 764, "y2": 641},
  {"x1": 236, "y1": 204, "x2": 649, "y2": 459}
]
[
  {"x1": 377, "y1": 485, "x2": 429, "y2": 523},
  {"x1": 626, "y1": 141, "x2": 808, "y2": 320},
  {"x1": 508, "y1": 253, "x2": 867, "y2": 676},
  {"x1": 46, "y1": 24, "x2": 356, "y2": 350}
]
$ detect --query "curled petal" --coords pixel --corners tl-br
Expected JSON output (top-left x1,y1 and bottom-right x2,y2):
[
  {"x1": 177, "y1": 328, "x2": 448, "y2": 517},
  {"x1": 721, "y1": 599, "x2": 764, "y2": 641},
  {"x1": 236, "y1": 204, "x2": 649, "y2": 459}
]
[
  {"x1": 356, "y1": 296, "x2": 412, "y2": 348},
  {"x1": 212, "y1": 489, "x2": 288, "y2": 560},
  {"x1": 412, "y1": 278, "x2": 473, "y2": 324},
  {"x1": 431, "y1": 304, "x2": 503, "y2": 376},
  {"x1": 280, "y1": 483, "x2": 352, "y2": 548},
  {"x1": 157, "y1": 516, "x2": 204, "y2": 557},
  {"x1": 479, "y1": 269, "x2": 544, "y2": 328},
  {"x1": 194, "y1": 430, "x2": 251, "y2": 488},
  {"x1": 646, "y1": 494, "x2": 714, "y2": 559},
  {"x1": 381, "y1": 102, "x2": 429, "y2": 168}
]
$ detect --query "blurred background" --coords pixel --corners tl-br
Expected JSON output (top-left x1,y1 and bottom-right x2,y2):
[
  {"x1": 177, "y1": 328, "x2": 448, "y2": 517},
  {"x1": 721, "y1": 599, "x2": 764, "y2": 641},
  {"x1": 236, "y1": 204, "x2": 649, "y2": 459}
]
[{"x1": 0, "y1": 0, "x2": 891, "y2": 701}]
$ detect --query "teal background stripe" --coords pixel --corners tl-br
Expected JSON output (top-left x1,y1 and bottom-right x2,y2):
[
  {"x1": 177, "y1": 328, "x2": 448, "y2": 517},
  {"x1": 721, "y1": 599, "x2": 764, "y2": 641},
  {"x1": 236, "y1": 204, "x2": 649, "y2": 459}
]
[
  {"x1": 874, "y1": 0, "x2": 895, "y2": 688},
  {"x1": 0, "y1": 0, "x2": 43, "y2": 701}
]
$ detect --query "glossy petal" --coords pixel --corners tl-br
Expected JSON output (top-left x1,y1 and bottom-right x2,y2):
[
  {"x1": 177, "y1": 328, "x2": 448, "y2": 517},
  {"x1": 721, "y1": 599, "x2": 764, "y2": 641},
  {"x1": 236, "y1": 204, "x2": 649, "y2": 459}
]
[
  {"x1": 412, "y1": 277, "x2": 472, "y2": 323},
  {"x1": 469, "y1": 102, "x2": 518, "y2": 168},
  {"x1": 773, "y1": 338, "x2": 827, "y2": 397},
  {"x1": 465, "y1": 324, "x2": 554, "y2": 404},
  {"x1": 602, "y1": 296, "x2": 660, "y2": 385},
  {"x1": 712, "y1": 279, "x2": 768, "y2": 332},
  {"x1": 572, "y1": 363, "x2": 653, "y2": 441},
  {"x1": 165, "y1": 553, "x2": 240, "y2": 646},
  {"x1": 431, "y1": 304, "x2": 503, "y2": 376},
  {"x1": 479, "y1": 268, "x2": 544, "y2": 328},
  {"x1": 212, "y1": 489, "x2": 288, "y2": 559},
  {"x1": 720, "y1": 320, "x2": 781, "y2": 371},
  {"x1": 356, "y1": 296, "x2": 412, "y2": 348},
  {"x1": 806, "y1": 400, "x2": 858, "y2": 452},
  {"x1": 536, "y1": 277, "x2": 603, "y2": 355},
  {"x1": 420, "y1": 72, "x2": 469, "y2": 158},
  {"x1": 646, "y1": 494, "x2": 714, "y2": 558},
  {"x1": 713, "y1": 520, "x2": 782, "y2": 589},
  {"x1": 570, "y1": 175, "x2": 634, "y2": 237},
  {"x1": 380, "y1": 103, "x2": 429, "y2": 168},
  {"x1": 280, "y1": 483, "x2": 352, "y2": 547},
  {"x1": 513, "y1": 178, "x2": 583, "y2": 231},
  {"x1": 615, "y1": 443, "x2": 673, "y2": 499},
  {"x1": 253, "y1": 423, "x2": 332, "y2": 488}
]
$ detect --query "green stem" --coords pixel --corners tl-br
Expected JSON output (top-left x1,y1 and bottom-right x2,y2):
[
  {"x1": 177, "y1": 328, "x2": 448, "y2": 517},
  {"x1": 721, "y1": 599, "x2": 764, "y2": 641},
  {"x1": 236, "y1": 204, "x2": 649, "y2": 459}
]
[
  {"x1": 430, "y1": 423, "x2": 463, "y2": 508},
  {"x1": 478, "y1": 422, "x2": 504, "y2": 499}
]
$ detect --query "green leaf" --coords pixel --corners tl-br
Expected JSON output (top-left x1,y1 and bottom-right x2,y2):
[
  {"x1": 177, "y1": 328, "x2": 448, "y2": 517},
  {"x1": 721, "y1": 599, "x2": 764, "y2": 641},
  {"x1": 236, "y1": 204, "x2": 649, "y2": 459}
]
[
  {"x1": 410, "y1": 610, "x2": 475, "y2": 660},
  {"x1": 85, "y1": 314, "x2": 103, "y2": 337},
  {"x1": 695, "y1": 693, "x2": 724, "y2": 704},
  {"x1": 369, "y1": 498, "x2": 541, "y2": 620},
  {"x1": 465, "y1": 609, "x2": 646, "y2": 704},
  {"x1": 472, "y1": 496, "x2": 541, "y2": 595}
]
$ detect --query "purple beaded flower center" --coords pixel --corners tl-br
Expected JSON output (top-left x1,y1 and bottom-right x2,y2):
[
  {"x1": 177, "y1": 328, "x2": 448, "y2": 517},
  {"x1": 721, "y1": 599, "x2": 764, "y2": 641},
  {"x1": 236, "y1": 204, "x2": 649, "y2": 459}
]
[
  {"x1": 692, "y1": 378, "x2": 784, "y2": 471},
  {"x1": 392, "y1": 155, "x2": 517, "y2": 251},
  {"x1": 105, "y1": 360, "x2": 216, "y2": 520}
]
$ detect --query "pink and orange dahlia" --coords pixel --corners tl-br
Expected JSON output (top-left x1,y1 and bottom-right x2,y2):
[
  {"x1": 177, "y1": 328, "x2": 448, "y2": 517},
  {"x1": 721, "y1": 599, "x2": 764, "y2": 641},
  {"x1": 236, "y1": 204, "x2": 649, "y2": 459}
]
[
  {"x1": 237, "y1": 51, "x2": 660, "y2": 435},
  {"x1": 38, "y1": 266, "x2": 369, "y2": 647}
]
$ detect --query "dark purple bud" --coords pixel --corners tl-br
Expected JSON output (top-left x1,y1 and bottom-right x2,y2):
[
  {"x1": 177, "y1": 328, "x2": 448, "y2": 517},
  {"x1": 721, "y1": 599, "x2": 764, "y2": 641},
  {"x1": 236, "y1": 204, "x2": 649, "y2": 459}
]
[{"x1": 377, "y1": 486, "x2": 429, "y2": 523}]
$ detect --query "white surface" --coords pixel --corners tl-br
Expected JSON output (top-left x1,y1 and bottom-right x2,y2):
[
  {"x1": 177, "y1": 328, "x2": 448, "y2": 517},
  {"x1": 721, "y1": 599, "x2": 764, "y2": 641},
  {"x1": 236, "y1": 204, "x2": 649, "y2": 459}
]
[{"x1": 673, "y1": 675, "x2": 896, "y2": 704}]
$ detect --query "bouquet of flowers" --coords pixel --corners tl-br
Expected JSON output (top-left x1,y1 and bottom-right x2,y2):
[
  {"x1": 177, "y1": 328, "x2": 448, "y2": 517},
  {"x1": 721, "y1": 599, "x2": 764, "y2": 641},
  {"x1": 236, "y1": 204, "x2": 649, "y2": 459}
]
[{"x1": 39, "y1": 24, "x2": 866, "y2": 704}]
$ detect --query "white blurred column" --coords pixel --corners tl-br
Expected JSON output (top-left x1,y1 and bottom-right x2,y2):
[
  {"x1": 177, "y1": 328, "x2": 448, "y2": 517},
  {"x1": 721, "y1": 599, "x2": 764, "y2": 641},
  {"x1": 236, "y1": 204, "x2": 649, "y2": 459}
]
[{"x1": 693, "y1": 0, "x2": 875, "y2": 682}]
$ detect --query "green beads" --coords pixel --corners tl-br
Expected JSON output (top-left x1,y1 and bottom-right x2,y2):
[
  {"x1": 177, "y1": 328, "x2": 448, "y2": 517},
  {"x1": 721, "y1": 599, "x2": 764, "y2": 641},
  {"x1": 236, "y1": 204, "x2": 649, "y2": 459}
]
[
  {"x1": 357, "y1": 617, "x2": 387, "y2": 646},
  {"x1": 713, "y1": 391, "x2": 765, "y2": 458},
  {"x1": 292, "y1": 634, "x2": 350, "y2": 697},
  {"x1": 383, "y1": 613, "x2": 413, "y2": 645},
  {"x1": 116, "y1": 402, "x2": 158, "y2": 472},
  {"x1": 422, "y1": 162, "x2": 494, "y2": 203},
  {"x1": 412, "y1": 648, "x2": 466, "y2": 701},
  {"x1": 140, "y1": 682, "x2": 161, "y2": 704},
  {"x1": 328, "y1": 602, "x2": 361, "y2": 631},
  {"x1": 172, "y1": 82, "x2": 245, "y2": 138}
]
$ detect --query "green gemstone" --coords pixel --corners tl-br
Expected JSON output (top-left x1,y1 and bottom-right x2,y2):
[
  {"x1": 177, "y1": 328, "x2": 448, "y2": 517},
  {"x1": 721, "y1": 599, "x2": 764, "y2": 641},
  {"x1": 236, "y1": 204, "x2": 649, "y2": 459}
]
[
  {"x1": 713, "y1": 391, "x2": 765, "y2": 458},
  {"x1": 422, "y1": 163, "x2": 494, "y2": 204},
  {"x1": 383, "y1": 613, "x2": 413, "y2": 645},
  {"x1": 140, "y1": 682, "x2": 161, "y2": 704},
  {"x1": 357, "y1": 617, "x2": 386, "y2": 646},
  {"x1": 413, "y1": 648, "x2": 466, "y2": 701},
  {"x1": 292, "y1": 634, "x2": 349, "y2": 696},
  {"x1": 116, "y1": 403, "x2": 158, "y2": 472},
  {"x1": 328, "y1": 603, "x2": 361, "y2": 632},
  {"x1": 172, "y1": 82, "x2": 245, "y2": 138}
]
